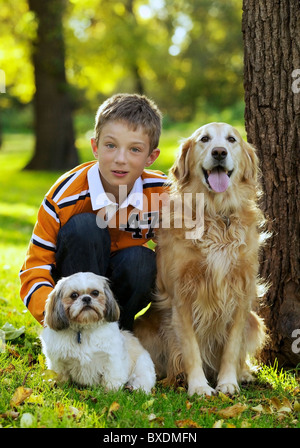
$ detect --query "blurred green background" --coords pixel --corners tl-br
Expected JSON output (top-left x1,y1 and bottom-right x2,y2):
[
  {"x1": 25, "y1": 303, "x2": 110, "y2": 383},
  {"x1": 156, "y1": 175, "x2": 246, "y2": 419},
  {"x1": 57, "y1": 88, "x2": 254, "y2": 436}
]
[{"x1": 0, "y1": 0, "x2": 245, "y2": 173}]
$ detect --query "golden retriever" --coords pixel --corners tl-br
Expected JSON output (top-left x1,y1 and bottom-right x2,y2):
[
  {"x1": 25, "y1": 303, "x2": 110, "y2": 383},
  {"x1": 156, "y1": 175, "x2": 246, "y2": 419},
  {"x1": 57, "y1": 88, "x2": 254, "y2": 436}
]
[{"x1": 134, "y1": 122, "x2": 268, "y2": 396}]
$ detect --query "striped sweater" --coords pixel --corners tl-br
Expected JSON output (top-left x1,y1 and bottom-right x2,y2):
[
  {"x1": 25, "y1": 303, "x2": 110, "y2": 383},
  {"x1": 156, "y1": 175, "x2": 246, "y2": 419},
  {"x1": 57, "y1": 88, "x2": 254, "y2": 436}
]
[{"x1": 20, "y1": 161, "x2": 167, "y2": 325}]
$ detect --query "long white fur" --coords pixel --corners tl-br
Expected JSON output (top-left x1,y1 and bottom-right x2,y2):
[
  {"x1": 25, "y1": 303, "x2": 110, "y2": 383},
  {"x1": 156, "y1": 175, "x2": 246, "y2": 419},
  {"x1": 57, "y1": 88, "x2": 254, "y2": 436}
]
[{"x1": 40, "y1": 272, "x2": 156, "y2": 393}]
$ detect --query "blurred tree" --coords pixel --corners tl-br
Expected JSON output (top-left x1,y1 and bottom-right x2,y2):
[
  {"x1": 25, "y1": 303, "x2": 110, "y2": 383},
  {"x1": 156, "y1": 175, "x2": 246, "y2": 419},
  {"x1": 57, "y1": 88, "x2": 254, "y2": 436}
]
[
  {"x1": 0, "y1": 0, "x2": 245, "y2": 142},
  {"x1": 25, "y1": 0, "x2": 78, "y2": 170},
  {"x1": 64, "y1": 0, "x2": 244, "y2": 121},
  {"x1": 243, "y1": 0, "x2": 300, "y2": 367}
]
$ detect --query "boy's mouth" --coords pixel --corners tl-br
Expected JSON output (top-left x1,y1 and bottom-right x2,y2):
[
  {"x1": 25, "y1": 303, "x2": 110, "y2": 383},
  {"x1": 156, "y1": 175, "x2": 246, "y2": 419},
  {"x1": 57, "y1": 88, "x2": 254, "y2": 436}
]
[{"x1": 112, "y1": 170, "x2": 129, "y2": 177}]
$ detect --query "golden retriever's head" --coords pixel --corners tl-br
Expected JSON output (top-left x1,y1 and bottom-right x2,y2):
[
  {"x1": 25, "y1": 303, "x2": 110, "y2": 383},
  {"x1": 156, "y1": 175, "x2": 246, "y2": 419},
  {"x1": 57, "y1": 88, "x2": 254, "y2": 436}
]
[
  {"x1": 44, "y1": 272, "x2": 120, "y2": 330},
  {"x1": 170, "y1": 123, "x2": 259, "y2": 211}
]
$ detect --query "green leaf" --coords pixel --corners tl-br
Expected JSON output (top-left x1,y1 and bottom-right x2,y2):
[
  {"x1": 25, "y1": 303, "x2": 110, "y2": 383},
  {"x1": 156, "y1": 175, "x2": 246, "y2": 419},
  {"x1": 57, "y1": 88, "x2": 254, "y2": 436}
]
[{"x1": 1, "y1": 322, "x2": 25, "y2": 340}]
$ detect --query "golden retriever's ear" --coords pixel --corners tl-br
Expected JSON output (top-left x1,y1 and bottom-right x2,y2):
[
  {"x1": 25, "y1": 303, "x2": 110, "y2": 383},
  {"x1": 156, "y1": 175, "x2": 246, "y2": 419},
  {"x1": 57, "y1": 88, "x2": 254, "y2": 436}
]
[
  {"x1": 44, "y1": 286, "x2": 69, "y2": 330},
  {"x1": 242, "y1": 141, "x2": 259, "y2": 182},
  {"x1": 170, "y1": 138, "x2": 192, "y2": 186},
  {"x1": 104, "y1": 283, "x2": 120, "y2": 322}
]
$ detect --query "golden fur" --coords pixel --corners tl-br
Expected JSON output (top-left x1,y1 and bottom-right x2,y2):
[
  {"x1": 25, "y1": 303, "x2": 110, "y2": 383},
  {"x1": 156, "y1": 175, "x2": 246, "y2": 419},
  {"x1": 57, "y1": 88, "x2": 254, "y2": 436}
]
[{"x1": 134, "y1": 122, "x2": 268, "y2": 396}]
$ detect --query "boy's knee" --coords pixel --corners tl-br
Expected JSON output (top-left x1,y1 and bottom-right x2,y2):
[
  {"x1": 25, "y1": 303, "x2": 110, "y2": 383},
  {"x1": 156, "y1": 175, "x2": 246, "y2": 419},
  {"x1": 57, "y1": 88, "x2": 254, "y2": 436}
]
[
  {"x1": 58, "y1": 213, "x2": 109, "y2": 246},
  {"x1": 112, "y1": 246, "x2": 156, "y2": 286}
]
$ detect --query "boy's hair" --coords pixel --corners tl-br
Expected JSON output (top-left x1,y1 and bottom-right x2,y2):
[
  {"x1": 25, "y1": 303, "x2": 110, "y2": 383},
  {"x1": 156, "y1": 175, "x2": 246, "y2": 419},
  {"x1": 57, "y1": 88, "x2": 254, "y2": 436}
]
[{"x1": 94, "y1": 93, "x2": 162, "y2": 152}]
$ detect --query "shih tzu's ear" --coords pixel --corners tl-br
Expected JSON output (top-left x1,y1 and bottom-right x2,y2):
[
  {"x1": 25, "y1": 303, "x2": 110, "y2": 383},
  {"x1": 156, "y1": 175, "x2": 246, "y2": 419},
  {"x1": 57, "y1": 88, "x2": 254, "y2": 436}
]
[
  {"x1": 44, "y1": 284, "x2": 70, "y2": 330},
  {"x1": 104, "y1": 283, "x2": 120, "y2": 323}
]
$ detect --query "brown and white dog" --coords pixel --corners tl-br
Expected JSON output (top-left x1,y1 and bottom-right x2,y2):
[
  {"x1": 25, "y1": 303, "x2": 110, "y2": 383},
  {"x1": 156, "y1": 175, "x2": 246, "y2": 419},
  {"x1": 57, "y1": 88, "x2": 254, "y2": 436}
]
[
  {"x1": 134, "y1": 123, "x2": 268, "y2": 396},
  {"x1": 41, "y1": 272, "x2": 156, "y2": 392}
]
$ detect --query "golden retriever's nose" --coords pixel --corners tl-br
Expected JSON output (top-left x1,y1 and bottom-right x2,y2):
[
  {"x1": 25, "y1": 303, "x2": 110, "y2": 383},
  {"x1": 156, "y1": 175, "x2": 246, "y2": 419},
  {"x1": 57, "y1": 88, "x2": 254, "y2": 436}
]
[
  {"x1": 212, "y1": 147, "x2": 227, "y2": 161},
  {"x1": 82, "y1": 296, "x2": 92, "y2": 304}
]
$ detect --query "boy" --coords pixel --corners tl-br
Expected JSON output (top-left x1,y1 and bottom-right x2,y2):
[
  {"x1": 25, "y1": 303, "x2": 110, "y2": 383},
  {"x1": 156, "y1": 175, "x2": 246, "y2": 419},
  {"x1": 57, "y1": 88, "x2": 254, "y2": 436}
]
[{"x1": 20, "y1": 93, "x2": 167, "y2": 331}]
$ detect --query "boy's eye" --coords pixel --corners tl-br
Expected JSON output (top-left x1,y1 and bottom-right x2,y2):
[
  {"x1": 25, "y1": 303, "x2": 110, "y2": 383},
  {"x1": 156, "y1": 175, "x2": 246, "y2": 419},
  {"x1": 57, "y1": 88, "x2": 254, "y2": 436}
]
[
  {"x1": 106, "y1": 143, "x2": 115, "y2": 149},
  {"x1": 131, "y1": 147, "x2": 141, "y2": 153}
]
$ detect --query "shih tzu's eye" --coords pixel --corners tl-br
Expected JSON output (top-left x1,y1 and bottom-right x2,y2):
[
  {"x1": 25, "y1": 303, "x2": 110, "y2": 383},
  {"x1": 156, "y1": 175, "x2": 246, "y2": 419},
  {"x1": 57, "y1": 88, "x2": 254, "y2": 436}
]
[
  {"x1": 70, "y1": 292, "x2": 79, "y2": 300},
  {"x1": 91, "y1": 290, "x2": 99, "y2": 297}
]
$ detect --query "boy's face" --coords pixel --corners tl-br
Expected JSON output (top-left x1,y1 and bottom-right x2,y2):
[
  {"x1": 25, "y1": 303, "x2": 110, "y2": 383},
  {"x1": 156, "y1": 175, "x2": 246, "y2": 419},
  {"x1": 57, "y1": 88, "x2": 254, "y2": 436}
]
[{"x1": 91, "y1": 120, "x2": 160, "y2": 201}]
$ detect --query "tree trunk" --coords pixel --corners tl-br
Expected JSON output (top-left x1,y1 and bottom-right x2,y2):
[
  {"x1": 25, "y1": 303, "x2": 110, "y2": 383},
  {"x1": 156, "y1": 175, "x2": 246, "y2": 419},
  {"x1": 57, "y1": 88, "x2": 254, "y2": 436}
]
[
  {"x1": 242, "y1": 0, "x2": 300, "y2": 367},
  {"x1": 26, "y1": 0, "x2": 79, "y2": 171}
]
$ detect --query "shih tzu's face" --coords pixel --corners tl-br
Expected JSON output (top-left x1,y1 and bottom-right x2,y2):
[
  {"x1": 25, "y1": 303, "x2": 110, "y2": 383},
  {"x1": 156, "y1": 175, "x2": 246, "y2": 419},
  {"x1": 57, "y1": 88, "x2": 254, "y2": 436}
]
[{"x1": 45, "y1": 272, "x2": 120, "y2": 330}]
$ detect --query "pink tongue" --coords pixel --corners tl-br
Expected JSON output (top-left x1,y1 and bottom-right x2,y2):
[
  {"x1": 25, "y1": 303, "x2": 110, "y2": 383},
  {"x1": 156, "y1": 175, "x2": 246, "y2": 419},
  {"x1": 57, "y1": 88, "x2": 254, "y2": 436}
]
[{"x1": 208, "y1": 169, "x2": 230, "y2": 193}]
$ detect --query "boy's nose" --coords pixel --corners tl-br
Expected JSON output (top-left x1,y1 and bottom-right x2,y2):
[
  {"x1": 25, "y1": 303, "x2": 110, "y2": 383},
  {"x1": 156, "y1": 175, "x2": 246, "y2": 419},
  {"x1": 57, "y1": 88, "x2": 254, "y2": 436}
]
[{"x1": 114, "y1": 148, "x2": 127, "y2": 164}]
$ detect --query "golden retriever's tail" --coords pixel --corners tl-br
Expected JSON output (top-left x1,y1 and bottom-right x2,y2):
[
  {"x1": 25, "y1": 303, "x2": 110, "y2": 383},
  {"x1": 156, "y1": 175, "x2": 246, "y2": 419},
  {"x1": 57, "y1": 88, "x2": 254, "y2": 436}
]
[
  {"x1": 134, "y1": 301, "x2": 185, "y2": 385},
  {"x1": 134, "y1": 304, "x2": 169, "y2": 379},
  {"x1": 246, "y1": 310, "x2": 267, "y2": 355},
  {"x1": 239, "y1": 311, "x2": 268, "y2": 382}
]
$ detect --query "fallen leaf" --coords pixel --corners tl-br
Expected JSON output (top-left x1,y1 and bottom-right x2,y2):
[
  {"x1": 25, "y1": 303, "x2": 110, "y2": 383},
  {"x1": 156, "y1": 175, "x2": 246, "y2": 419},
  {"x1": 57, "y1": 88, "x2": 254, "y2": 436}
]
[
  {"x1": 41, "y1": 369, "x2": 58, "y2": 381},
  {"x1": 241, "y1": 420, "x2": 251, "y2": 428},
  {"x1": 38, "y1": 354, "x2": 46, "y2": 370},
  {"x1": 282, "y1": 397, "x2": 293, "y2": 411},
  {"x1": 10, "y1": 387, "x2": 33, "y2": 407},
  {"x1": 218, "y1": 403, "x2": 247, "y2": 419},
  {"x1": 251, "y1": 404, "x2": 273, "y2": 414},
  {"x1": 218, "y1": 391, "x2": 233, "y2": 403},
  {"x1": 269, "y1": 397, "x2": 292, "y2": 414},
  {"x1": 1, "y1": 323, "x2": 25, "y2": 340},
  {"x1": 186, "y1": 400, "x2": 193, "y2": 410},
  {"x1": 251, "y1": 404, "x2": 264, "y2": 413},
  {"x1": 269, "y1": 397, "x2": 282, "y2": 411},
  {"x1": 7, "y1": 347, "x2": 20, "y2": 358},
  {"x1": 175, "y1": 419, "x2": 201, "y2": 428},
  {"x1": 148, "y1": 413, "x2": 157, "y2": 421},
  {"x1": 27, "y1": 394, "x2": 44, "y2": 405},
  {"x1": 55, "y1": 402, "x2": 65, "y2": 418},
  {"x1": 213, "y1": 419, "x2": 224, "y2": 428},
  {"x1": 69, "y1": 406, "x2": 83, "y2": 419},
  {"x1": 20, "y1": 412, "x2": 36, "y2": 428},
  {"x1": 142, "y1": 399, "x2": 155, "y2": 410},
  {"x1": 148, "y1": 413, "x2": 165, "y2": 425},
  {"x1": 0, "y1": 411, "x2": 19, "y2": 419},
  {"x1": 294, "y1": 400, "x2": 300, "y2": 412},
  {"x1": 108, "y1": 401, "x2": 120, "y2": 419},
  {"x1": 0, "y1": 363, "x2": 15, "y2": 375}
]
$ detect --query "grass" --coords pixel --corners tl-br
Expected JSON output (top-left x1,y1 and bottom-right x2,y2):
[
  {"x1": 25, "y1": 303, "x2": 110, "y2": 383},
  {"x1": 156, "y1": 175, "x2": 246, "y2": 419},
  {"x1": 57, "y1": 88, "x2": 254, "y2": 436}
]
[{"x1": 0, "y1": 122, "x2": 299, "y2": 430}]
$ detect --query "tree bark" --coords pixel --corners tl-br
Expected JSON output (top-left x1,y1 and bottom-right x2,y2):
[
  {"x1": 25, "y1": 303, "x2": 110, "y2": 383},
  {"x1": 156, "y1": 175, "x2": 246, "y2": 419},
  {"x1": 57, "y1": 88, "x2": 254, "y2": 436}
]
[
  {"x1": 242, "y1": 0, "x2": 300, "y2": 367},
  {"x1": 26, "y1": 0, "x2": 79, "y2": 171}
]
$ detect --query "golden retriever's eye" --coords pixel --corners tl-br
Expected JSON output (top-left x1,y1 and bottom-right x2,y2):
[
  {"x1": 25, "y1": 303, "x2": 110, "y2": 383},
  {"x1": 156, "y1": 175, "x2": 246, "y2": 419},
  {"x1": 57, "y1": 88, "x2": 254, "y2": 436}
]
[
  {"x1": 70, "y1": 292, "x2": 79, "y2": 300},
  {"x1": 227, "y1": 136, "x2": 236, "y2": 143},
  {"x1": 91, "y1": 290, "x2": 99, "y2": 297},
  {"x1": 200, "y1": 136, "x2": 210, "y2": 143}
]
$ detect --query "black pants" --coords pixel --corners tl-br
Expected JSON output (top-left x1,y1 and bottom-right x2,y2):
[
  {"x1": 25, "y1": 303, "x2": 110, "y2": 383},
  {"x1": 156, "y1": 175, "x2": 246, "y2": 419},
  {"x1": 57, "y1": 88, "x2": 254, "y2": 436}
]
[{"x1": 54, "y1": 213, "x2": 157, "y2": 331}]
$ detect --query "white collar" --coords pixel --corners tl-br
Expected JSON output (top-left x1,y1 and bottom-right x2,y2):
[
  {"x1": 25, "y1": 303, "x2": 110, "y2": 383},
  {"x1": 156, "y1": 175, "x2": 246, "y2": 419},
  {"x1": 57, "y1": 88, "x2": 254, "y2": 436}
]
[{"x1": 87, "y1": 162, "x2": 143, "y2": 211}]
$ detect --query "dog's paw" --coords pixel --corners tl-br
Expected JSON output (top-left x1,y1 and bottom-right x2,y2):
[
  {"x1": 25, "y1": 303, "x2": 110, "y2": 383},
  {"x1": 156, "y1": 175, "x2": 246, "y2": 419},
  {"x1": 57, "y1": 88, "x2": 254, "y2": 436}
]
[
  {"x1": 240, "y1": 370, "x2": 255, "y2": 384},
  {"x1": 188, "y1": 383, "x2": 215, "y2": 397},
  {"x1": 216, "y1": 382, "x2": 240, "y2": 396}
]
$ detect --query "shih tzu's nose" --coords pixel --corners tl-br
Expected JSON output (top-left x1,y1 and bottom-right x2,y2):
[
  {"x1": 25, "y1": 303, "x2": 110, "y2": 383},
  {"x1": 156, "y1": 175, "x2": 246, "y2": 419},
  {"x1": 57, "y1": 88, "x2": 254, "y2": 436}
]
[{"x1": 82, "y1": 296, "x2": 92, "y2": 305}]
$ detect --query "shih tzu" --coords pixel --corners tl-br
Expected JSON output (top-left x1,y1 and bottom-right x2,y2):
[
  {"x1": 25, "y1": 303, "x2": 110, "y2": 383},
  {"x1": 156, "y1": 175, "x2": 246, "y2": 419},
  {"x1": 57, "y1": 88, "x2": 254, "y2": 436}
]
[{"x1": 40, "y1": 272, "x2": 156, "y2": 393}]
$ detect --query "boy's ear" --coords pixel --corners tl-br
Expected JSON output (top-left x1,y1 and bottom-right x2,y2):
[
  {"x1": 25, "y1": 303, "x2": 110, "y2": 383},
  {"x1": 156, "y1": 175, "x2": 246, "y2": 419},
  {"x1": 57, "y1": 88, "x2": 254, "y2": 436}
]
[
  {"x1": 145, "y1": 148, "x2": 160, "y2": 167},
  {"x1": 91, "y1": 138, "x2": 98, "y2": 158}
]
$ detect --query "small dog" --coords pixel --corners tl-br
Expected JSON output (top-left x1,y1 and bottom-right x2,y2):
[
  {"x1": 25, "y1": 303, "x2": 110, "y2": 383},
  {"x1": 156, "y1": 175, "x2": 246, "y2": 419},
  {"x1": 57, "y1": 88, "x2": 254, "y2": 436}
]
[{"x1": 40, "y1": 272, "x2": 156, "y2": 393}]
